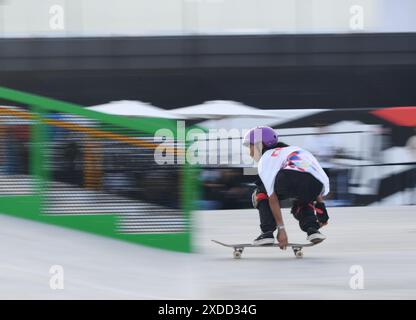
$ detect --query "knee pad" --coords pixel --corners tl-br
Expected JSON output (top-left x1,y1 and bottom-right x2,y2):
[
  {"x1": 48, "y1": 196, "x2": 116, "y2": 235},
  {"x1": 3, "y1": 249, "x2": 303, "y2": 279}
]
[{"x1": 252, "y1": 189, "x2": 268, "y2": 209}]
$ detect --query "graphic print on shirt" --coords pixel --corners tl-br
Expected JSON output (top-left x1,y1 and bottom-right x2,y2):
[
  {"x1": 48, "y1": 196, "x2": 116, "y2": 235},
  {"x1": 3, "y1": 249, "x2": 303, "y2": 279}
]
[
  {"x1": 283, "y1": 150, "x2": 321, "y2": 175},
  {"x1": 285, "y1": 150, "x2": 307, "y2": 171}
]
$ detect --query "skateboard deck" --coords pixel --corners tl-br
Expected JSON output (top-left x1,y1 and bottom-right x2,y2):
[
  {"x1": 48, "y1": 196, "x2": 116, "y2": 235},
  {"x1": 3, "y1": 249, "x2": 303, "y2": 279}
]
[{"x1": 212, "y1": 239, "x2": 322, "y2": 259}]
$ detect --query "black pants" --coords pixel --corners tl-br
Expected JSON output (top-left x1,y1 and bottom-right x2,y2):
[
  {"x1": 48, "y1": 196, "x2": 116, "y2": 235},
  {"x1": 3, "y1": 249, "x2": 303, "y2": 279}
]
[{"x1": 257, "y1": 170, "x2": 322, "y2": 234}]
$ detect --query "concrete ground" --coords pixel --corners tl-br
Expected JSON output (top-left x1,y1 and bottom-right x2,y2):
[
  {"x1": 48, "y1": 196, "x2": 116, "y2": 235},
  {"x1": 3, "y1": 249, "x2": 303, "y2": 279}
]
[{"x1": 1, "y1": 206, "x2": 415, "y2": 299}]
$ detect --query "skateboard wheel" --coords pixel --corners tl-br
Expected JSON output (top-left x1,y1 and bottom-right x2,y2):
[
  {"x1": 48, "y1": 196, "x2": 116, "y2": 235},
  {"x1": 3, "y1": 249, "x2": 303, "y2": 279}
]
[
  {"x1": 295, "y1": 250, "x2": 303, "y2": 258},
  {"x1": 233, "y1": 251, "x2": 242, "y2": 259}
]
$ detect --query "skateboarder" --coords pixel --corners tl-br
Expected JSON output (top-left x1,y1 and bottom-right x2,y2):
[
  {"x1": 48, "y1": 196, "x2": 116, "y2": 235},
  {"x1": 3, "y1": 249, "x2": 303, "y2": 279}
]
[{"x1": 243, "y1": 126, "x2": 330, "y2": 249}]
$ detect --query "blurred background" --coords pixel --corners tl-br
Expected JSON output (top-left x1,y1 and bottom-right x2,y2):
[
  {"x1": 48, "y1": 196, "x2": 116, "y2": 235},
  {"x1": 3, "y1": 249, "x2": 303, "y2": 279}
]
[
  {"x1": 1, "y1": 1, "x2": 416, "y2": 300},
  {"x1": 0, "y1": 0, "x2": 415, "y2": 212}
]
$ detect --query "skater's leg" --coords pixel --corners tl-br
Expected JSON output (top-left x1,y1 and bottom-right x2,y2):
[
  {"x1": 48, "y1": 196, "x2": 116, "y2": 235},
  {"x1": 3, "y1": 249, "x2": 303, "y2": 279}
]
[
  {"x1": 255, "y1": 192, "x2": 276, "y2": 233},
  {"x1": 291, "y1": 200, "x2": 326, "y2": 243},
  {"x1": 291, "y1": 201, "x2": 319, "y2": 232},
  {"x1": 252, "y1": 187, "x2": 276, "y2": 244}
]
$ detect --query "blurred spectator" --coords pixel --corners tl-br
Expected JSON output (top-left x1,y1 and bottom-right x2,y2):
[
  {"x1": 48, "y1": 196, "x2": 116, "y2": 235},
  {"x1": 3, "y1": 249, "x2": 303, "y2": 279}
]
[
  {"x1": 198, "y1": 169, "x2": 223, "y2": 210},
  {"x1": 406, "y1": 128, "x2": 416, "y2": 160},
  {"x1": 219, "y1": 169, "x2": 250, "y2": 209},
  {"x1": 304, "y1": 123, "x2": 350, "y2": 205},
  {"x1": 60, "y1": 140, "x2": 83, "y2": 185},
  {"x1": 198, "y1": 168, "x2": 252, "y2": 210},
  {"x1": 405, "y1": 128, "x2": 416, "y2": 205},
  {"x1": 304, "y1": 123, "x2": 338, "y2": 170}
]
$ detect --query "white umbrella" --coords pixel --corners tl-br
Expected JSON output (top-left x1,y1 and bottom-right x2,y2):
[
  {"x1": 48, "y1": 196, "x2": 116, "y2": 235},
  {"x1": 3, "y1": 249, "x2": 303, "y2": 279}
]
[
  {"x1": 170, "y1": 100, "x2": 271, "y2": 119},
  {"x1": 88, "y1": 100, "x2": 184, "y2": 119},
  {"x1": 195, "y1": 108, "x2": 328, "y2": 130}
]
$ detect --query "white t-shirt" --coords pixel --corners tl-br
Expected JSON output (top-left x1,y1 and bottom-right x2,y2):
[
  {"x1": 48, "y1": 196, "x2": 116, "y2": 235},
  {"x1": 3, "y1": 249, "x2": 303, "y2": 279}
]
[{"x1": 258, "y1": 146, "x2": 330, "y2": 197}]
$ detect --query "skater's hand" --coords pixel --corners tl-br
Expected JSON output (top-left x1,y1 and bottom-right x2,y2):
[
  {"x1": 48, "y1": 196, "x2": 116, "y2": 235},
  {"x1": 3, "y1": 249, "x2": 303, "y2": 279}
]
[
  {"x1": 319, "y1": 222, "x2": 328, "y2": 228},
  {"x1": 277, "y1": 229, "x2": 288, "y2": 250}
]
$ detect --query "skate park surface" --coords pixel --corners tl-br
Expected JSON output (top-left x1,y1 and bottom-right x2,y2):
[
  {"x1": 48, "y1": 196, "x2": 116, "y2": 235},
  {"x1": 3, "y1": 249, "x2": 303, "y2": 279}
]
[{"x1": 1, "y1": 206, "x2": 415, "y2": 299}]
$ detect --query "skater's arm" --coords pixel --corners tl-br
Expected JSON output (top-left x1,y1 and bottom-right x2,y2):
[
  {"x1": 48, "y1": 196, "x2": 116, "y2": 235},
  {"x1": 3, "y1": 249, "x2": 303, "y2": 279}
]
[
  {"x1": 268, "y1": 193, "x2": 284, "y2": 225},
  {"x1": 268, "y1": 192, "x2": 288, "y2": 249}
]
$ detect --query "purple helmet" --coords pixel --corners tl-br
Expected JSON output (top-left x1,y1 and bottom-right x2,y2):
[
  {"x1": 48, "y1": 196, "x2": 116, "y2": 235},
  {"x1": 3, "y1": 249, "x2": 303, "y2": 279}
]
[{"x1": 243, "y1": 126, "x2": 278, "y2": 148}]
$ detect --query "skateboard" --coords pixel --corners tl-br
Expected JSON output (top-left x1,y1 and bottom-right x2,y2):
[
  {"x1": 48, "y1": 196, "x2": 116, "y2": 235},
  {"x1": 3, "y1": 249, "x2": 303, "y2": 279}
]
[{"x1": 212, "y1": 239, "x2": 323, "y2": 259}]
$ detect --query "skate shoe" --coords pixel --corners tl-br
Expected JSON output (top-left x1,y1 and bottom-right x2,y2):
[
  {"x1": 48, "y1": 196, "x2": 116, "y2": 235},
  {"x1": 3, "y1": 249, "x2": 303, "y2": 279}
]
[
  {"x1": 306, "y1": 228, "x2": 326, "y2": 244},
  {"x1": 253, "y1": 231, "x2": 275, "y2": 245}
]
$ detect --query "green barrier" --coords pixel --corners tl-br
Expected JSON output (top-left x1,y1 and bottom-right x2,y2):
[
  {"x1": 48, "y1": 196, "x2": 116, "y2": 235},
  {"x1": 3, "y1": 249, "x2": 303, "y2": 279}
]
[{"x1": 0, "y1": 86, "x2": 199, "y2": 253}]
